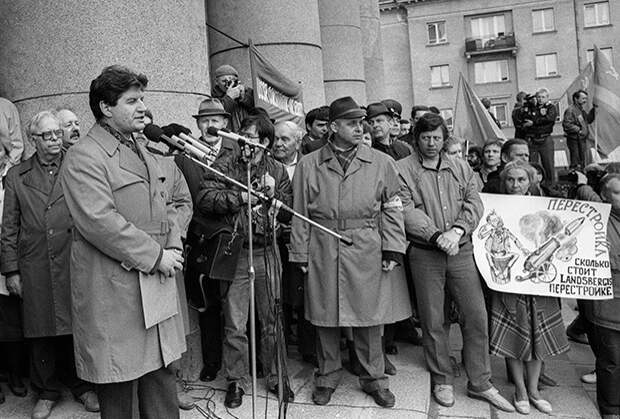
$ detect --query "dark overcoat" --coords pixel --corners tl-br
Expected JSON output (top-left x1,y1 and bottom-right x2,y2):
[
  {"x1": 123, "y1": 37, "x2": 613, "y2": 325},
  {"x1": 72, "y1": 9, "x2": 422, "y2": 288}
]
[{"x1": 1, "y1": 154, "x2": 72, "y2": 338}]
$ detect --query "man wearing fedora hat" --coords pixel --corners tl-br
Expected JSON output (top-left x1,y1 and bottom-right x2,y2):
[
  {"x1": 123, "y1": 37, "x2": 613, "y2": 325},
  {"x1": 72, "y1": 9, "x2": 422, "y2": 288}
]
[
  {"x1": 290, "y1": 96, "x2": 410, "y2": 408},
  {"x1": 366, "y1": 102, "x2": 411, "y2": 161},
  {"x1": 211, "y1": 64, "x2": 254, "y2": 132},
  {"x1": 175, "y1": 97, "x2": 240, "y2": 383}
]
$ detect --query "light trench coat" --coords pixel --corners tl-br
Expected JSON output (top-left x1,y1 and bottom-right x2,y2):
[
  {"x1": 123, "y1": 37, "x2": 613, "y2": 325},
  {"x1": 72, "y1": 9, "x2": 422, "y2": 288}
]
[
  {"x1": 60, "y1": 124, "x2": 185, "y2": 384},
  {"x1": 289, "y1": 143, "x2": 411, "y2": 327}
]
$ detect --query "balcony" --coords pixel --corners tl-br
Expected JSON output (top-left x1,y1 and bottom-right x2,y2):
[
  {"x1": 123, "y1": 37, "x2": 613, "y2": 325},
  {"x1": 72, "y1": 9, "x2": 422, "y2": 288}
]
[{"x1": 465, "y1": 32, "x2": 517, "y2": 60}]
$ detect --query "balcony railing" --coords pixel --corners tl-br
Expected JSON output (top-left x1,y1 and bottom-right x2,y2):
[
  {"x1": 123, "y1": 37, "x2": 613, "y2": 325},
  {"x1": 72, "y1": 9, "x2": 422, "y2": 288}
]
[{"x1": 465, "y1": 32, "x2": 517, "y2": 59}]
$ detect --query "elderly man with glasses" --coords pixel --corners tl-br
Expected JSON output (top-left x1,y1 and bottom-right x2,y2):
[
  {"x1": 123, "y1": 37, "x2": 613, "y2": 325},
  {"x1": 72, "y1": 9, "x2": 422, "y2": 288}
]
[{"x1": 1, "y1": 110, "x2": 98, "y2": 419}]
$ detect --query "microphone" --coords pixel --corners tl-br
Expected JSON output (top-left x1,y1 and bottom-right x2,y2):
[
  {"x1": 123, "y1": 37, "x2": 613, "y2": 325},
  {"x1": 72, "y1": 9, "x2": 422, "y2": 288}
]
[
  {"x1": 206, "y1": 127, "x2": 271, "y2": 153},
  {"x1": 177, "y1": 132, "x2": 218, "y2": 158},
  {"x1": 143, "y1": 124, "x2": 214, "y2": 164}
]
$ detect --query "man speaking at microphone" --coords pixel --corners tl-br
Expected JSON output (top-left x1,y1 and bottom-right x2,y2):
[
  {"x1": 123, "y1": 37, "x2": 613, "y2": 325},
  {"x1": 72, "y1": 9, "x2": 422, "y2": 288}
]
[
  {"x1": 197, "y1": 114, "x2": 292, "y2": 408},
  {"x1": 60, "y1": 65, "x2": 186, "y2": 419}
]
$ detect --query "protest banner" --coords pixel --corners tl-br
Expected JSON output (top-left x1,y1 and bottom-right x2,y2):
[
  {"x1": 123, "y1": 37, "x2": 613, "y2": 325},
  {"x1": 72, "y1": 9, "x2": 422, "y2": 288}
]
[
  {"x1": 248, "y1": 41, "x2": 304, "y2": 125},
  {"x1": 473, "y1": 193, "x2": 613, "y2": 300}
]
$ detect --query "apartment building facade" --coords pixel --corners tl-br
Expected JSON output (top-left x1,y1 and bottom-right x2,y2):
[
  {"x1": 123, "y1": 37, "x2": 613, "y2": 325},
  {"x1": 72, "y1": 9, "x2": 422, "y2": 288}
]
[{"x1": 380, "y1": 0, "x2": 620, "y2": 139}]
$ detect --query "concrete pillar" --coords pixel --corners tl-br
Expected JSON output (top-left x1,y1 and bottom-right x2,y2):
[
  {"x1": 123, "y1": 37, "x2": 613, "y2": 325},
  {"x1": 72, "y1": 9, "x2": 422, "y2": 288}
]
[
  {"x1": 0, "y1": 0, "x2": 209, "y2": 379},
  {"x1": 207, "y1": 0, "x2": 325, "y2": 112},
  {"x1": 360, "y1": 0, "x2": 386, "y2": 102},
  {"x1": 318, "y1": 0, "x2": 367, "y2": 105},
  {"x1": 0, "y1": 0, "x2": 211, "y2": 142}
]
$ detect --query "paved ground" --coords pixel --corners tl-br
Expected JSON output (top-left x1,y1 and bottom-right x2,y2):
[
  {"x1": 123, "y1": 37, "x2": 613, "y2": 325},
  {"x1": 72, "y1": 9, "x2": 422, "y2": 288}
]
[{"x1": 0, "y1": 300, "x2": 600, "y2": 418}]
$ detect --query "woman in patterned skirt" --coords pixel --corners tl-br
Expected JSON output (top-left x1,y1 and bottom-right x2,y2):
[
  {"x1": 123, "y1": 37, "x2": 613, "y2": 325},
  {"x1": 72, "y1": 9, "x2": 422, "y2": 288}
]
[{"x1": 489, "y1": 160, "x2": 569, "y2": 415}]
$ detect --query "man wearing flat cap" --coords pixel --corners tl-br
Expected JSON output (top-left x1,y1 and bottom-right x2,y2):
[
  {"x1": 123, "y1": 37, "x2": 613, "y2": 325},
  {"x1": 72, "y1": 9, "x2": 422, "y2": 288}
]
[
  {"x1": 175, "y1": 98, "x2": 240, "y2": 383},
  {"x1": 290, "y1": 96, "x2": 410, "y2": 408},
  {"x1": 211, "y1": 64, "x2": 255, "y2": 132},
  {"x1": 367, "y1": 102, "x2": 411, "y2": 161}
]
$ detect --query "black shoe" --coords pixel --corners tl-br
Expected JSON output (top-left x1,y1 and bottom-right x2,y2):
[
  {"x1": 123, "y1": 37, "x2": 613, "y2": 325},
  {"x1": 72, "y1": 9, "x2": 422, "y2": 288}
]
[
  {"x1": 269, "y1": 383, "x2": 294, "y2": 402},
  {"x1": 384, "y1": 355, "x2": 396, "y2": 376},
  {"x1": 385, "y1": 344, "x2": 398, "y2": 355},
  {"x1": 224, "y1": 383, "x2": 244, "y2": 409},
  {"x1": 302, "y1": 354, "x2": 318, "y2": 368},
  {"x1": 312, "y1": 386, "x2": 334, "y2": 405},
  {"x1": 365, "y1": 388, "x2": 395, "y2": 408},
  {"x1": 7, "y1": 373, "x2": 26, "y2": 397},
  {"x1": 199, "y1": 365, "x2": 218, "y2": 382}
]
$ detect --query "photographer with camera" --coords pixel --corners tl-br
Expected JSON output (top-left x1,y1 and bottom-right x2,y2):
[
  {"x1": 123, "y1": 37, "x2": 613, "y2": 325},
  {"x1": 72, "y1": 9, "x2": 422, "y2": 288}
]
[{"x1": 211, "y1": 64, "x2": 255, "y2": 132}]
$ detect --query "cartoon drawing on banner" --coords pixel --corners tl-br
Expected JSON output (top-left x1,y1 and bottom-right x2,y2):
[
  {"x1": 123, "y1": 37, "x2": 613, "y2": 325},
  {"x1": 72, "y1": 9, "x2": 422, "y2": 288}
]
[
  {"x1": 478, "y1": 211, "x2": 585, "y2": 284},
  {"x1": 516, "y1": 214, "x2": 584, "y2": 284},
  {"x1": 477, "y1": 210, "x2": 529, "y2": 284}
]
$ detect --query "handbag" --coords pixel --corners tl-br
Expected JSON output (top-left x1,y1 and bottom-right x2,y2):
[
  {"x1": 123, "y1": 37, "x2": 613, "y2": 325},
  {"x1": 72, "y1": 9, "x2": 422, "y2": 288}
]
[{"x1": 206, "y1": 216, "x2": 244, "y2": 281}]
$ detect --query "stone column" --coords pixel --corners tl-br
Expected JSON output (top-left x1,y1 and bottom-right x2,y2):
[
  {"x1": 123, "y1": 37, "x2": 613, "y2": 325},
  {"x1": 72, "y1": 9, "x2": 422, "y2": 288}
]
[
  {"x1": 207, "y1": 0, "x2": 325, "y2": 112},
  {"x1": 0, "y1": 0, "x2": 209, "y2": 379},
  {"x1": 318, "y1": 0, "x2": 367, "y2": 105},
  {"x1": 0, "y1": 0, "x2": 211, "y2": 143},
  {"x1": 360, "y1": 0, "x2": 386, "y2": 102}
]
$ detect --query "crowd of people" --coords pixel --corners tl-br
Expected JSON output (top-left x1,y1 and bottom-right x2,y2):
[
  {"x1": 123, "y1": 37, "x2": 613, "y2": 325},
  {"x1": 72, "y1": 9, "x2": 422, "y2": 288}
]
[{"x1": 0, "y1": 62, "x2": 618, "y2": 419}]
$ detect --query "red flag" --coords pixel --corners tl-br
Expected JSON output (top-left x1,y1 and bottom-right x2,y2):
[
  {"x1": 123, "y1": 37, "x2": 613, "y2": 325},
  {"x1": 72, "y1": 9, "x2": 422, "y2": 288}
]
[
  {"x1": 452, "y1": 73, "x2": 506, "y2": 147},
  {"x1": 592, "y1": 45, "x2": 620, "y2": 157}
]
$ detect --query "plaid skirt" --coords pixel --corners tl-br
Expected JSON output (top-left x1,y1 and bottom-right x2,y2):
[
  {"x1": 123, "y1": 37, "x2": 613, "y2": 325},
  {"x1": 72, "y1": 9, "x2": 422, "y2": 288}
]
[{"x1": 489, "y1": 291, "x2": 569, "y2": 361}]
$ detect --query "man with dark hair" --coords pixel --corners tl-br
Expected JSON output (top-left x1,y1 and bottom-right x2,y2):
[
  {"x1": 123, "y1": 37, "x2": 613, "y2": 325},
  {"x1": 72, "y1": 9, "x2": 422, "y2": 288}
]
[
  {"x1": 61, "y1": 65, "x2": 186, "y2": 419},
  {"x1": 563, "y1": 89, "x2": 595, "y2": 170},
  {"x1": 366, "y1": 102, "x2": 411, "y2": 161},
  {"x1": 301, "y1": 106, "x2": 330, "y2": 154},
  {"x1": 512, "y1": 91, "x2": 528, "y2": 140},
  {"x1": 197, "y1": 115, "x2": 293, "y2": 408},
  {"x1": 176, "y1": 98, "x2": 239, "y2": 383},
  {"x1": 290, "y1": 96, "x2": 410, "y2": 408},
  {"x1": 398, "y1": 113, "x2": 514, "y2": 412},
  {"x1": 482, "y1": 139, "x2": 530, "y2": 193},
  {"x1": 2, "y1": 111, "x2": 98, "y2": 419},
  {"x1": 210, "y1": 64, "x2": 255, "y2": 132},
  {"x1": 528, "y1": 88, "x2": 557, "y2": 185},
  {"x1": 400, "y1": 105, "x2": 430, "y2": 146},
  {"x1": 481, "y1": 98, "x2": 501, "y2": 128},
  {"x1": 477, "y1": 139, "x2": 503, "y2": 185}
]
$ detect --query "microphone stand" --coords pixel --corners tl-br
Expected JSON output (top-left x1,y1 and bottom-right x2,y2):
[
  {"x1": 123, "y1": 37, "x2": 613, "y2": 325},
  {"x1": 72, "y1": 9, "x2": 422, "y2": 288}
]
[
  {"x1": 172, "y1": 145, "x2": 352, "y2": 419},
  {"x1": 271, "y1": 206, "x2": 288, "y2": 418},
  {"x1": 243, "y1": 146, "x2": 258, "y2": 419}
]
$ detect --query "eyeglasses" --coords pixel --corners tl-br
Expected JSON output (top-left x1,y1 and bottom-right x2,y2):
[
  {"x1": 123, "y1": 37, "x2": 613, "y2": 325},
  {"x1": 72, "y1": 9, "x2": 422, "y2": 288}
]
[{"x1": 32, "y1": 129, "x2": 63, "y2": 141}]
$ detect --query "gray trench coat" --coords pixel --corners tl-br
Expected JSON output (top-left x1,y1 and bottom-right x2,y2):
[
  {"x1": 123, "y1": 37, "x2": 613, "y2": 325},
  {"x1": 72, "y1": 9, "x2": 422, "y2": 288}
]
[
  {"x1": 289, "y1": 144, "x2": 411, "y2": 327},
  {"x1": 60, "y1": 124, "x2": 186, "y2": 384}
]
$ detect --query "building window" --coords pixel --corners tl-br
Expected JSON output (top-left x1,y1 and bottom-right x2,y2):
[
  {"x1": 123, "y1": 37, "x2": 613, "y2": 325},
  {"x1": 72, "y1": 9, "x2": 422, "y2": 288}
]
[
  {"x1": 440, "y1": 108, "x2": 453, "y2": 130},
  {"x1": 474, "y1": 60, "x2": 509, "y2": 84},
  {"x1": 430, "y1": 65, "x2": 450, "y2": 87},
  {"x1": 470, "y1": 15, "x2": 506, "y2": 43},
  {"x1": 587, "y1": 47, "x2": 613, "y2": 64},
  {"x1": 532, "y1": 8, "x2": 555, "y2": 32},
  {"x1": 584, "y1": 2, "x2": 610, "y2": 27},
  {"x1": 536, "y1": 53, "x2": 559, "y2": 77},
  {"x1": 489, "y1": 103, "x2": 508, "y2": 127},
  {"x1": 427, "y1": 21, "x2": 447, "y2": 44}
]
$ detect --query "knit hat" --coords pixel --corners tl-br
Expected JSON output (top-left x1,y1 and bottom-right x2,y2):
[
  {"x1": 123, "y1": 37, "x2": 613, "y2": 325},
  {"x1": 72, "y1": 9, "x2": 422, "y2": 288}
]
[{"x1": 214, "y1": 64, "x2": 238, "y2": 78}]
